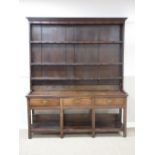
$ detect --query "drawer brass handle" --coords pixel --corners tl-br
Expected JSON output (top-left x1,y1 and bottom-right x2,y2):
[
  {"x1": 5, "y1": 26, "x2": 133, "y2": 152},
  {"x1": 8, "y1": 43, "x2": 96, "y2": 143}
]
[
  {"x1": 74, "y1": 99, "x2": 80, "y2": 104},
  {"x1": 42, "y1": 100, "x2": 49, "y2": 105},
  {"x1": 107, "y1": 99, "x2": 112, "y2": 103}
]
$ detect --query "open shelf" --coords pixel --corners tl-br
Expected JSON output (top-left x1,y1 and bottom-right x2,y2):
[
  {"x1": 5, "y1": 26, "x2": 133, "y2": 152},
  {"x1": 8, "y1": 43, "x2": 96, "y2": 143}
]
[
  {"x1": 31, "y1": 77, "x2": 123, "y2": 81},
  {"x1": 30, "y1": 41, "x2": 123, "y2": 44},
  {"x1": 64, "y1": 112, "x2": 92, "y2": 133},
  {"x1": 32, "y1": 113, "x2": 60, "y2": 133},
  {"x1": 31, "y1": 123, "x2": 60, "y2": 133},
  {"x1": 95, "y1": 113, "x2": 122, "y2": 130},
  {"x1": 31, "y1": 63, "x2": 123, "y2": 66},
  {"x1": 31, "y1": 113, "x2": 123, "y2": 134},
  {"x1": 64, "y1": 126, "x2": 92, "y2": 133}
]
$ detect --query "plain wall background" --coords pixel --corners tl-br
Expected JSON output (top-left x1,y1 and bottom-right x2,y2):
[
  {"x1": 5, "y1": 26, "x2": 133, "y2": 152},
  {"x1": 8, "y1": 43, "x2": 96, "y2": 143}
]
[{"x1": 17, "y1": 0, "x2": 134, "y2": 128}]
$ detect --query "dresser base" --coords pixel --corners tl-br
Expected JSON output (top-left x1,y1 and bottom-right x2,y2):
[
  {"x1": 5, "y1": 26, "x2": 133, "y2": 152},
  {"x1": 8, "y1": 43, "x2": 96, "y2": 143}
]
[{"x1": 27, "y1": 90, "x2": 127, "y2": 138}]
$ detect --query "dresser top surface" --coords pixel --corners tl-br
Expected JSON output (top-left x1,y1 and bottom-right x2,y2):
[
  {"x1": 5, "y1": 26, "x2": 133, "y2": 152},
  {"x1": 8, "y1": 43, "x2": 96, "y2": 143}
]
[{"x1": 27, "y1": 90, "x2": 127, "y2": 98}]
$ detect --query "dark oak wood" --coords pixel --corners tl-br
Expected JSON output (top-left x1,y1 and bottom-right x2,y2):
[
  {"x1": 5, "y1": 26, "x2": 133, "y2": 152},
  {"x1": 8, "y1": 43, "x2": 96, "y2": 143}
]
[
  {"x1": 31, "y1": 62, "x2": 123, "y2": 66},
  {"x1": 92, "y1": 98, "x2": 96, "y2": 137},
  {"x1": 60, "y1": 99, "x2": 64, "y2": 138},
  {"x1": 123, "y1": 104, "x2": 127, "y2": 137},
  {"x1": 27, "y1": 17, "x2": 126, "y2": 24},
  {"x1": 27, "y1": 98, "x2": 32, "y2": 139},
  {"x1": 26, "y1": 17, "x2": 128, "y2": 138},
  {"x1": 30, "y1": 41, "x2": 123, "y2": 44}
]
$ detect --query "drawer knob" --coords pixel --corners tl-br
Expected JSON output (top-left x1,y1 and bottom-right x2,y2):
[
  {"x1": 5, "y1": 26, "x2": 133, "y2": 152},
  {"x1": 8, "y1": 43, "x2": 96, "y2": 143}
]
[
  {"x1": 74, "y1": 99, "x2": 80, "y2": 104},
  {"x1": 43, "y1": 100, "x2": 49, "y2": 105},
  {"x1": 107, "y1": 99, "x2": 112, "y2": 103}
]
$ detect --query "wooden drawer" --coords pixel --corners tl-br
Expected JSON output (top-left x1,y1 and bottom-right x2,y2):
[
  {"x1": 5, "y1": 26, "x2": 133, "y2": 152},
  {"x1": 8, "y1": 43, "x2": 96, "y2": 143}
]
[
  {"x1": 95, "y1": 98, "x2": 125, "y2": 106},
  {"x1": 30, "y1": 98, "x2": 59, "y2": 107},
  {"x1": 62, "y1": 98, "x2": 92, "y2": 106}
]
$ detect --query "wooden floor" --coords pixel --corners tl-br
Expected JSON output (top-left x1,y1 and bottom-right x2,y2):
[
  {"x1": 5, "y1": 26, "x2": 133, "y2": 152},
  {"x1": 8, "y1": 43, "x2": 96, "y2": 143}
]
[{"x1": 19, "y1": 128, "x2": 135, "y2": 155}]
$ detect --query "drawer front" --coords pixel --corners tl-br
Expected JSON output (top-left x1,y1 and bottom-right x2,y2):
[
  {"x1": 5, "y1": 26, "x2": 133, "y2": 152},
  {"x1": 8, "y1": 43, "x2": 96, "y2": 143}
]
[
  {"x1": 30, "y1": 98, "x2": 59, "y2": 107},
  {"x1": 63, "y1": 98, "x2": 92, "y2": 106},
  {"x1": 95, "y1": 98, "x2": 125, "y2": 106}
]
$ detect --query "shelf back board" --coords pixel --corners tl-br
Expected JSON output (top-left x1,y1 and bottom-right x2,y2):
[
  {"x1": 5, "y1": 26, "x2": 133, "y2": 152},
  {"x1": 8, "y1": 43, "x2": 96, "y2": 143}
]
[{"x1": 28, "y1": 18, "x2": 126, "y2": 91}]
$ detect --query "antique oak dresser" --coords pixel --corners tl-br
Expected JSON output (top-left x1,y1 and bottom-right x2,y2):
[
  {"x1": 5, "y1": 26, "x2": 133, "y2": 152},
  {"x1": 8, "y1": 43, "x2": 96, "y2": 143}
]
[{"x1": 26, "y1": 17, "x2": 128, "y2": 138}]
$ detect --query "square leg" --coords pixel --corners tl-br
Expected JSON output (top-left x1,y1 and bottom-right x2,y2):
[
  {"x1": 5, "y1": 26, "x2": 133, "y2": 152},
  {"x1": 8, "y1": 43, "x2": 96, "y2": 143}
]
[
  {"x1": 60, "y1": 99, "x2": 64, "y2": 138},
  {"x1": 92, "y1": 111, "x2": 95, "y2": 137},
  {"x1": 123, "y1": 105, "x2": 127, "y2": 137},
  {"x1": 27, "y1": 99, "x2": 32, "y2": 139}
]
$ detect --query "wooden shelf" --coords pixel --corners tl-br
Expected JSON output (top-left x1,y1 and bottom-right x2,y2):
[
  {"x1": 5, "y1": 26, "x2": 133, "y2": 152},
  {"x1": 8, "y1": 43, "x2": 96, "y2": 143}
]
[
  {"x1": 31, "y1": 77, "x2": 123, "y2": 81},
  {"x1": 31, "y1": 124, "x2": 60, "y2": 133},
  {"x1": 64, "y1": 126, "x2": 92, "y2": 133},
  {"x1": 30, "y1": 41, "x2": 123, "y2": 44},
  {"x1": 31, "y1": 113, "x2": 123, "y2": 134},
  {"x1": 31, "y1": 63, "x2": 123, "y2": 66},
  {"x1": 95, "y1": 120, "x2": 123, "y2": 132}
]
